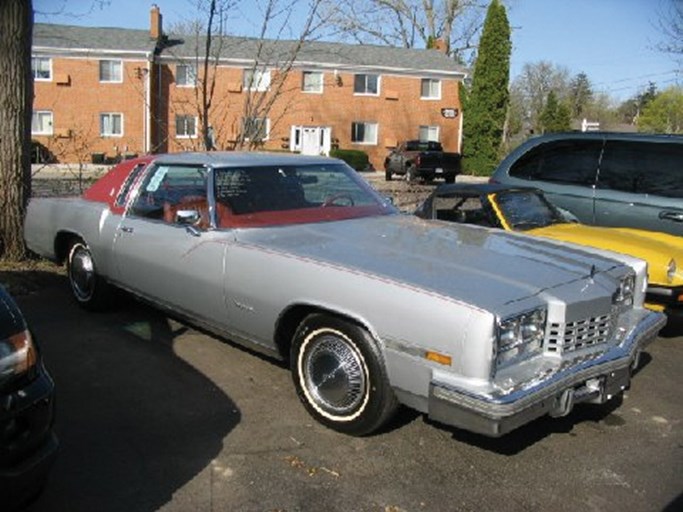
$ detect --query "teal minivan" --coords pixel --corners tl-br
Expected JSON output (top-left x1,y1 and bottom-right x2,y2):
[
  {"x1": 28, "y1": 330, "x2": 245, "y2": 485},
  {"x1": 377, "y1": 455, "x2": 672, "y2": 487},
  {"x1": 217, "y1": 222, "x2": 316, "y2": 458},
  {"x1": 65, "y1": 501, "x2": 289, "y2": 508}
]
[{"x1": 490, "y1": 133, "x2": 683, "y2": 236}]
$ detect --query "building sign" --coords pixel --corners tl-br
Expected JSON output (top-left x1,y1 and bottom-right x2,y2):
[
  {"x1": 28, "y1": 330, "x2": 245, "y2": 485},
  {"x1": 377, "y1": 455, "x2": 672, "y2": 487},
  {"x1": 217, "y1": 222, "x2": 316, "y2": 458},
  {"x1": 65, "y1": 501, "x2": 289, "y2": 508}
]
[{"x1": 441, "y1": 108, "x2": 459, "y2": 119}]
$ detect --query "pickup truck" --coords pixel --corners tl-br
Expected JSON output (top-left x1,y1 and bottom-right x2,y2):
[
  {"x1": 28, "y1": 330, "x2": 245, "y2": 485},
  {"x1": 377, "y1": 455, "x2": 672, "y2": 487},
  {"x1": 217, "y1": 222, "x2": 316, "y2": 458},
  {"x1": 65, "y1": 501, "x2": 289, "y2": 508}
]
[{"x1": 384, "y1": 140, "x2": 461, "y2": 183}]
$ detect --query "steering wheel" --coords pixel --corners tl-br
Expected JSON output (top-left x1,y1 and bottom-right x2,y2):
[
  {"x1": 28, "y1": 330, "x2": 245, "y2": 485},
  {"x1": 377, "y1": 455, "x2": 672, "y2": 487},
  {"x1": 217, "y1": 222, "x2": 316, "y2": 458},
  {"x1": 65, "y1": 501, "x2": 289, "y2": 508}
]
[{"x1": 322, "y1": 193, "x2": 355, "y2": 207}]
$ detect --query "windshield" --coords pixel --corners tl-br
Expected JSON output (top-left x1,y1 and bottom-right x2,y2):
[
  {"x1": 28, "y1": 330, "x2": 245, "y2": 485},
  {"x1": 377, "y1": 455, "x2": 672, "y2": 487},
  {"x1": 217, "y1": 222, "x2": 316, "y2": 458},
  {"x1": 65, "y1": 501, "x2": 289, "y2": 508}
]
[
  {"x1": 213, "y1": 163, "x2": 395, "y2": 227},
  {"x1": 493, "y1": 190, "x2": 565, "y2": 230}
]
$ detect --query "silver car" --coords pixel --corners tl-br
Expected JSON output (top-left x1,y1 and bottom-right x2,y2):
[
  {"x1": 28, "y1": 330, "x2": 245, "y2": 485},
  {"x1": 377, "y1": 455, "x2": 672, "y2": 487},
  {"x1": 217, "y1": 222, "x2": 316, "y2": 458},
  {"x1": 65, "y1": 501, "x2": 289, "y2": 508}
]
[{"x1": 24, "y1": 152, "x2": 665, "y2": 437}]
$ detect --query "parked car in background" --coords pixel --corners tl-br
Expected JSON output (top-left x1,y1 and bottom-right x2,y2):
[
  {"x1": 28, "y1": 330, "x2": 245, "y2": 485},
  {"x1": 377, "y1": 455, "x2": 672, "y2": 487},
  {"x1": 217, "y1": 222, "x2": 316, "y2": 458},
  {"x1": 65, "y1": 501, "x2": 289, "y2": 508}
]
[
  {"x1": 489, "y1": 132, "x2": 683, "y2": 236},
  {"x1": 416, "y1": 183, "x2": 683, "y2": 314},
  {"x1": 24, "y1": 152, "x2": 665, "y2": 437},
  {"x1": 384, "y1": 140, "x2": 461, "y2": 183},
  {"x1": 0, "y1": 286, "x2": 58, "y2": 510}
]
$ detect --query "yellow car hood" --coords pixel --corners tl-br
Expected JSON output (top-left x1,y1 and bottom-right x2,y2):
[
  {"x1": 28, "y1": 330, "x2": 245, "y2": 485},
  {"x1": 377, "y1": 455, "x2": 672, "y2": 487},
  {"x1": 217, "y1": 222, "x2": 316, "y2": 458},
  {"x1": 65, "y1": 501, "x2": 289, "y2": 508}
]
[{"x1": 528, "y1": 224, "x2": 683, "y2": 287}]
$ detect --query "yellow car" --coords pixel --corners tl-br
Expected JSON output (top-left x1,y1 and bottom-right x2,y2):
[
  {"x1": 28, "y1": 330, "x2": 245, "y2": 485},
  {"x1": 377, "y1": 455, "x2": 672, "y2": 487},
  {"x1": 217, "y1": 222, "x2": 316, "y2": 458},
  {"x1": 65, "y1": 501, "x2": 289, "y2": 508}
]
[{"x1": 416, "y1": 183, "x2": 683, "y2": 313}]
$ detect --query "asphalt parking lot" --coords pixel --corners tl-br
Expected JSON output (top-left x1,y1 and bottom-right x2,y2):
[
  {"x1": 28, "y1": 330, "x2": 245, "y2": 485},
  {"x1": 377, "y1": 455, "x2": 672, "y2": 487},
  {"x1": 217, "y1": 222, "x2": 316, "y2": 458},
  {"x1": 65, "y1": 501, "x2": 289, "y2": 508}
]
[{"x1": 14, "y1": 271, "x2": 682, "y2": 512}]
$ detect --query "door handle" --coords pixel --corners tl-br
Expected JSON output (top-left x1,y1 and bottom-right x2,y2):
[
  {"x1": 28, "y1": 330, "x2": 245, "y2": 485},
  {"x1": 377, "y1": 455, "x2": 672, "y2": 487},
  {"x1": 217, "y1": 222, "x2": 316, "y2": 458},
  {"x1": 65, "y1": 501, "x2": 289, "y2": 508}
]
[
  {"x1": 659, "y1": 211, "x2": 683, "y2": 223},
  {"x1": 120, "y1": 226, "x2": 134, "y2": 233}
]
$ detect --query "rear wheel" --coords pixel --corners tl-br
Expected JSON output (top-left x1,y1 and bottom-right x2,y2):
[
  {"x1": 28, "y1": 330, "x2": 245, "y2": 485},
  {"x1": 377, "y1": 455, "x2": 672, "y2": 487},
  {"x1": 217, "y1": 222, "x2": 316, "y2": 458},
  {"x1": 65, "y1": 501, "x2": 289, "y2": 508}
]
[
  {"x1": 444, "y1": 174, "x2": 456, "y2": 184},
  {"x1": 291, "y1": 314, "x2": 398, "y2": 436},
  {"x1": 66, "y1": 240, "x2": 111, "y2": 311}
]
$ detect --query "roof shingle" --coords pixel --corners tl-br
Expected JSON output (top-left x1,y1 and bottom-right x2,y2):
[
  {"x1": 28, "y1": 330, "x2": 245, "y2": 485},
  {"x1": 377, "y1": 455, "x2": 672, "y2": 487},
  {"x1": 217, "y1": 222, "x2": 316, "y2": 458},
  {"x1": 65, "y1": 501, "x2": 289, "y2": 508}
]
[{"x1": 33, "y1": 23, "x2": 466, "y2": 76}]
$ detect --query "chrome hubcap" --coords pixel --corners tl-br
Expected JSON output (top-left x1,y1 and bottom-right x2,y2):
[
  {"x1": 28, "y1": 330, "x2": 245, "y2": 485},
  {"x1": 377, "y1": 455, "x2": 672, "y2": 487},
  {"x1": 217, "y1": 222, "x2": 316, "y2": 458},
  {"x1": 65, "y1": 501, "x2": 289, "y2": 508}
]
[
  {"x1": 70, "y1": 246, "x2": 95, "y2": 301},
  {"x1": 304, "y1": 334, "x2": 366, "y2": 415}
]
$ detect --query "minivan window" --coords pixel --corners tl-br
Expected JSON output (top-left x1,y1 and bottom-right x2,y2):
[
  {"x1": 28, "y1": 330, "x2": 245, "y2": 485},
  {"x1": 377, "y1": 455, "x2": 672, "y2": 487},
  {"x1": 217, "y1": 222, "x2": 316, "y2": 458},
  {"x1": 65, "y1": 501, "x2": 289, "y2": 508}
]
[
  {"x1": 598, "y1": 140, "x2": 683, "y2": 198},
  {"x1": 509, "y1": 139, "x2": 602, "y2": 185}
]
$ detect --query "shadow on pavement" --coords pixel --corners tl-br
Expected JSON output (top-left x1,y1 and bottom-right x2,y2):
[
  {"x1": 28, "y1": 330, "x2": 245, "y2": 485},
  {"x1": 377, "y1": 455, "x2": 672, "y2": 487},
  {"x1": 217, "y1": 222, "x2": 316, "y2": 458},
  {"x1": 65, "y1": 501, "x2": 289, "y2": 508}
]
[
  {"x1": 18, "y1": 280, "x2": 240, "y2": 512},
  {"x1": 659, "y1": 310, "x2": 683, "y2": 338}
]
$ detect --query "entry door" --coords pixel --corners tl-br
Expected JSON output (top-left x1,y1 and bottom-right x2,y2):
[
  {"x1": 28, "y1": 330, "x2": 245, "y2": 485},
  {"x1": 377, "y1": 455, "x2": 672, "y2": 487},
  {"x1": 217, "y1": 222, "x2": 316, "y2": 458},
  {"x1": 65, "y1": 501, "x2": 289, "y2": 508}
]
[
  {"x1": 301, "y1": 127, "x2": 320, "y2": 155},
  {"x1": 294, "y1": 126, "x2": 331, "y2": 156}
]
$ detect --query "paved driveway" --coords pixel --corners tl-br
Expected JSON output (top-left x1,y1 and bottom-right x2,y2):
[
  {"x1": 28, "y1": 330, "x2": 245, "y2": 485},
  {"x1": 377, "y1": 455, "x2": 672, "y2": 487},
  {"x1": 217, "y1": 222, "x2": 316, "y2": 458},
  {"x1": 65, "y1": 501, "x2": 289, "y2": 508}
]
[{"x1": 19, "y1": 279, "x2": 683, "y2": 512}]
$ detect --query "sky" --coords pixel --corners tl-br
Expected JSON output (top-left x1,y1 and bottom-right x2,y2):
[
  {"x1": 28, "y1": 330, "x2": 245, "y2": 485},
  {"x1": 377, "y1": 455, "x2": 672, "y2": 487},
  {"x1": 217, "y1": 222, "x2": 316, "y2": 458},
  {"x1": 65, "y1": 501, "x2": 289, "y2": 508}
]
[{"x1": 34, "y1": 0, "x2": 680, "y2": 102}]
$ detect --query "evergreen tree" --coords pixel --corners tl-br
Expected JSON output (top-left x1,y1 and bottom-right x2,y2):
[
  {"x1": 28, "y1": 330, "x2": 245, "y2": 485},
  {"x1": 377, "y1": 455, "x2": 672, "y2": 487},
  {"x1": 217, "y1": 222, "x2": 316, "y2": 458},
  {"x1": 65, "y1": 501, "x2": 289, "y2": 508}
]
[
  {"x1": 462, "y1": 0, "x2": 511, "y2": 176},
  {"x1": 540, "y1": 91, "x2": 571, "y2": 133},
  {"x1": 569, "y1": 72, "x2": 593, "y2": 118}
]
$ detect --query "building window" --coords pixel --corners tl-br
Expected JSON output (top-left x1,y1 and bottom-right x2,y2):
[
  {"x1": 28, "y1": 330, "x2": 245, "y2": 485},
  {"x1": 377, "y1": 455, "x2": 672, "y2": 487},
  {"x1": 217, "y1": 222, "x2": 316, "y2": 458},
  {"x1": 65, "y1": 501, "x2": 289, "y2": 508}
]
[
  {"x1": 302, "y1": 71, "x2": 323, "y2": 93},
  {"x1": 242, "y1": 117, "x2": 270, "y2": 141},
  {"x1": 421, "y1": 78, "x2": 441, "y2": 99},
  {"x1": 353, "y1": 74, "x2": 379, "y2": 95},
  {"x1": 100, "y1": 113, "x2": 123, "y2": 136},
  {"x1": 176, "y1": 115, "x2": 197, "y2": 138},
  {"x1": 176, "y1": 64, "x2": 197, "y2": 87},
  {"x1": 31, "y1": 111, "x2": 53, "y2": 135},
  {"x1": 243, "y1": 69, "x2": 271, "y2": 91},
  {"x1": 419, "y1": 125, "x2": 440, "y2": 142},
  {"x1": 291, "y1": 126, "x2": 302, "y2": 151},
  {"x1": 99, "y1": 60, "x2": 123, "y2": 82},
  {"x1": 351, "y1": 122, "x2": 378, "y2": 144},
  {"x1": 32, "y1": 57, "x2": 51, "y2": 81}
]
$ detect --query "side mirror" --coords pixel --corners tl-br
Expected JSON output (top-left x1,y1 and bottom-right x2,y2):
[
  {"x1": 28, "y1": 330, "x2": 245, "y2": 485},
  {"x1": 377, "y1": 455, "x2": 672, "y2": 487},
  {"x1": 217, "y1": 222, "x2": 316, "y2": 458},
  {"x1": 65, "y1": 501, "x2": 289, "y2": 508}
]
[
  {"x1": 176, "y1": 209, "x2": 200, "y2": 225},
  {"x1": 557, "y1": 207, "x2": 580, "y2": 223}
]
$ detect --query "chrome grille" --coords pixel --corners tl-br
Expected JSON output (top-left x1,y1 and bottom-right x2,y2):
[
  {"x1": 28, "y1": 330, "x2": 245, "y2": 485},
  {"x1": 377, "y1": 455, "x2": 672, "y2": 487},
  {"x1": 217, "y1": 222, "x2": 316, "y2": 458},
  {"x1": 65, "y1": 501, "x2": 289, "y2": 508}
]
[{"x1": 546, "y1": 315, "x2": 612, "y2": 354}]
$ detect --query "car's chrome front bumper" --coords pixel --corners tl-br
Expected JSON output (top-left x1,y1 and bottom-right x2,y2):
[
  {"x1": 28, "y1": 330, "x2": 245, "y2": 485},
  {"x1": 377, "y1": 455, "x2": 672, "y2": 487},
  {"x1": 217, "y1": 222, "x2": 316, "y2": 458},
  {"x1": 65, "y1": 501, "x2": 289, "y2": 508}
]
[{"x1": 428, "y1": 310, "x2": 666, "y2": 437}]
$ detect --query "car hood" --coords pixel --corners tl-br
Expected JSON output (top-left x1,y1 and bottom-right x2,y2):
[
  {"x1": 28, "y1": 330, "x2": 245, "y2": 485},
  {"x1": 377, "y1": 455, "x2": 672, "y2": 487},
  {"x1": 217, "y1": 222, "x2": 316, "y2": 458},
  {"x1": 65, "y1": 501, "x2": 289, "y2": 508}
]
[
  {"x1": 529, "y1": 223, "x2": 683, "y2": 286},
  {"x1": 237, "y1": 215, "x2": 624, "y2": 312}
]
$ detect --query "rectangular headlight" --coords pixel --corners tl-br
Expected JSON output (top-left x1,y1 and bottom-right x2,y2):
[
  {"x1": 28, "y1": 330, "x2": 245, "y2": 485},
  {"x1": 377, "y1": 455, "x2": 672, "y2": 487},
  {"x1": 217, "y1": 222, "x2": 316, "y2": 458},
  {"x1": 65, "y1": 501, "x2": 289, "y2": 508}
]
[
  {"x1": 496, "y1": 308, "x2": 546, "y2": 369},
  {"x1": 613, "y1": 273, "x2": 635, "y2": 308}
]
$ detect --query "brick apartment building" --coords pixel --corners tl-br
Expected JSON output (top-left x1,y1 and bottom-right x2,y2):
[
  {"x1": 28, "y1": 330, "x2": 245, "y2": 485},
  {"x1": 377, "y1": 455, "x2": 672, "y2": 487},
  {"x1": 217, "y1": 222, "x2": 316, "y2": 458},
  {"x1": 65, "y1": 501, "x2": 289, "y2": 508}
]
[{"x1": 32, "y1": 6, "x2": 466, "y2": 171}]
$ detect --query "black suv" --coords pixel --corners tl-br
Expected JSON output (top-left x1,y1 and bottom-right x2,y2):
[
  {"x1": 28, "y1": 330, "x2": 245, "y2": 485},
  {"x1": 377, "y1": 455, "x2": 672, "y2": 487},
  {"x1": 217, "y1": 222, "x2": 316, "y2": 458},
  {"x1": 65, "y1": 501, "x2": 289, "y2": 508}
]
[
  {"x1": 490, "y1": 132, "x2": 683, "y2": 236},
  {"x1": 0, "y1": 285, "x2": 58, "y2": 510}
]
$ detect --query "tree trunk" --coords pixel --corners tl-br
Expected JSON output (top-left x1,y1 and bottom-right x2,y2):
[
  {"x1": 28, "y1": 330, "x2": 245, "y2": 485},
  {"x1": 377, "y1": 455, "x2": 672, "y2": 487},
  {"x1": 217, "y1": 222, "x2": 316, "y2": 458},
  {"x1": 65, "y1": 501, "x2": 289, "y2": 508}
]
[{"x1": 0, "y1": 0, "x2": 33, "y2": 261}]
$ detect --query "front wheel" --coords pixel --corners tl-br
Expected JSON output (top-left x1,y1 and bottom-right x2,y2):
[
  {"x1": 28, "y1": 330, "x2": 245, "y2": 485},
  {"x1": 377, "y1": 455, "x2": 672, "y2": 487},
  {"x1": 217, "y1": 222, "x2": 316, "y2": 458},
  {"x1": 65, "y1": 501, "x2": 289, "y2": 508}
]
[
  {"x1": 385, "y1": 169, "x2": 392, "y2": 181},
  {"x1": 67, "y1": 240, "x2": 112, "y2": 311},
  {"x1": 291, "y1": 314, "x2": 398, "y2": 436}
]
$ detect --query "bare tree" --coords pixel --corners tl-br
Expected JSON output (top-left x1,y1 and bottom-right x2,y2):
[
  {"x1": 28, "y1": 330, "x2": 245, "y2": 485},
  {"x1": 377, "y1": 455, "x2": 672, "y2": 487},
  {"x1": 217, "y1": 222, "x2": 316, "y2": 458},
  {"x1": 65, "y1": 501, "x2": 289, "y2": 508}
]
[
  {"x1": 318, "y1": 0, "x2": 488, "y2": 64},
  {"x1": 236, "y1": 0, "x2": 324, "y2": 149},
  {"x1": 45, "y1": 124, "x2": 105, "y2": 193},
  {"x1": 509, "y1": 60, "x2": 571, "y2": 136},
  {"x1": 166, "y1": 0, "x2": 325, "y2": 152},
  {"x1": 658, "y1": 0, "x2": 683, "y2": 57},
  {"x1": 0, "y1": 0, "x2": 33, "y2": 260},
  {"x1": 165, "y1": 1, "x2": 234, "y2": 151}
]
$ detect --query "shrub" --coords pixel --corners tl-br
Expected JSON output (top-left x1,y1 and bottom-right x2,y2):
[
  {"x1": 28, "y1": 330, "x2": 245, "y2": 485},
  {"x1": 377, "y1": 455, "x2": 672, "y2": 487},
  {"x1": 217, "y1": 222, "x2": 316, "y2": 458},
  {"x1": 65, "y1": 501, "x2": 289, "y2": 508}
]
[{"x1": 330, "y1": 149, "x2": 369, "y2": 171}]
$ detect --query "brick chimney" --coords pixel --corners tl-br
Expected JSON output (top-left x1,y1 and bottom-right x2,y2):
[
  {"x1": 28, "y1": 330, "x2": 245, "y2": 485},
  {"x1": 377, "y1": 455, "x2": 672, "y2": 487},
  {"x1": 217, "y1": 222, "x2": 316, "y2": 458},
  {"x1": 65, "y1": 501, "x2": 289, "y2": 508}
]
[
  {"x1": 432, "y1": 38, "x2": 448, "y2": 54},
  {"x1": 150, "y1": 4, "x2": 163, "y2": 40}
]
